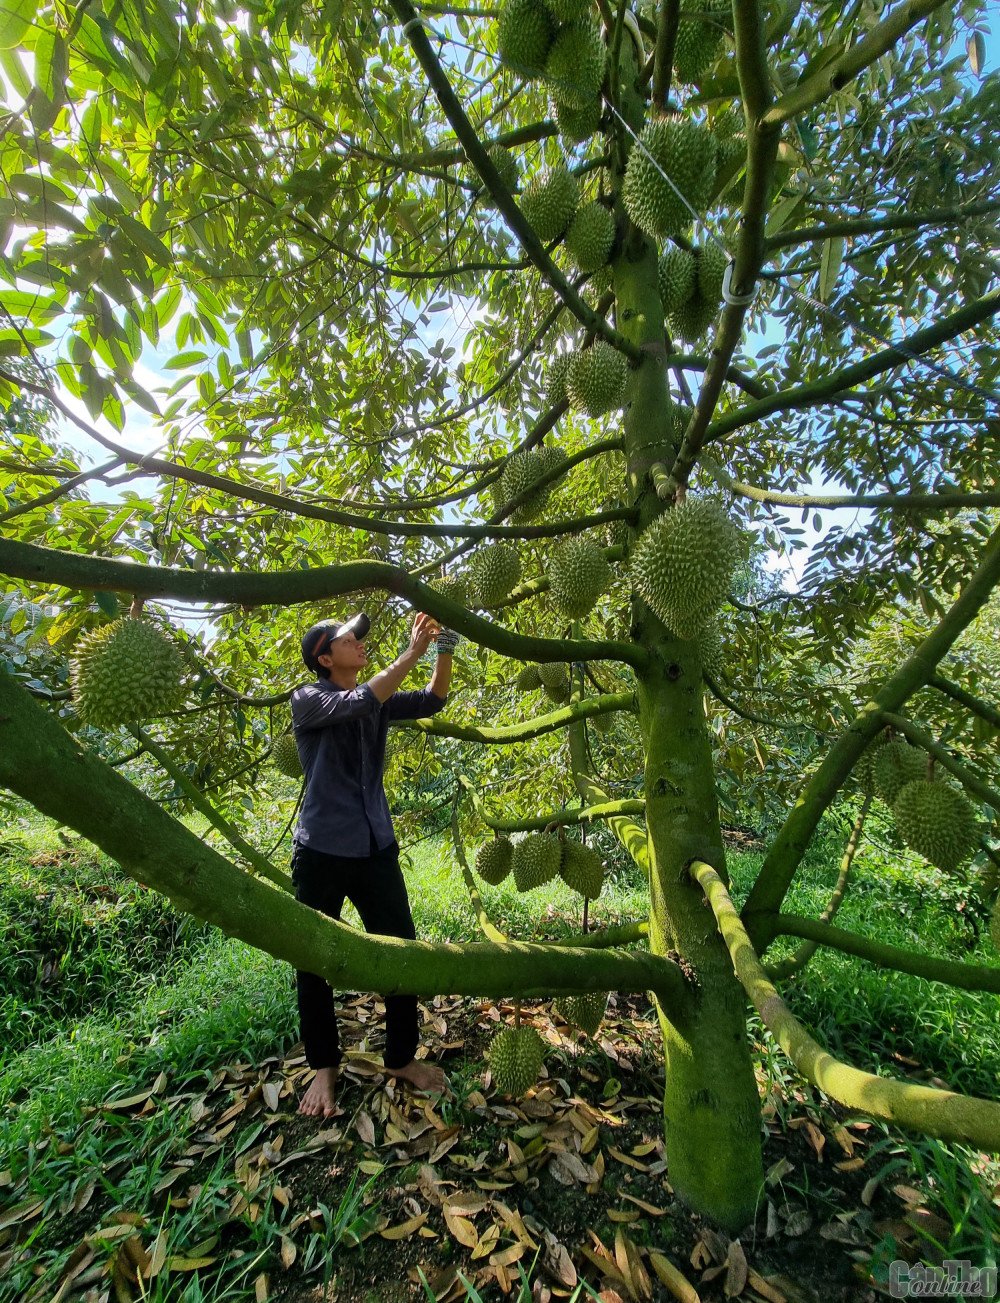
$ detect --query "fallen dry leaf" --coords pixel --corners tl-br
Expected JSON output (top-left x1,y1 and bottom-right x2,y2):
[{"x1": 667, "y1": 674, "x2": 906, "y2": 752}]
[
  {"x1": 648, "y1": 1250, "x2": 700, "y2": 1303},
  {"x1": 723, "y1": 1240, "x2": 748, "y2": 1297},
  {"x1": 380, "y1": 1212, "x2": 428, "y2": 1241}
]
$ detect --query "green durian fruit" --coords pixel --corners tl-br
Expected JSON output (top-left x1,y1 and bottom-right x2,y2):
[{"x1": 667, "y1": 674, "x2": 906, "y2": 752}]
[
  {"x1": 71, "y1": 618, "x2": 185, "y2": 728},
  {"x1": 554, "y1": 990, "x2": 608, "y2": 1037},
  {"x1": 657, "y1": 245, "x2": 697, "y2": 314},
  {"x1": 566, "y1": 341, "x2": 629, "y2": 416},
  {"x1": 500, "y1": 446, "x2": 568, "y2": 522},
  {"x1": 497, "y1": 0, "x2": 556, "y2": 77},
  {"x1": 537, "y1": 661, "x2": 569, "y2": 691},
  {"x1": 520, "y1": 166, "x2": 580, "y2": 241},
  {"x1": 622, "y1": 116, "x2": 717, "y2": 240},
  {"x1": 468, "y1": 543, "x2": 522, "y2": 607},
  {"x1": 271, "y1": 732, "x2": 303, "y2": 778},
  {"x1": 874, "y1": 740, "x2": 928, "y2": 805},
  {"x1": 548, "y1": 537, "x2": 611, "y2": 618},
  {"x1": 476, "y1": 836, "x2": 515, "y2": 885},
  {"x1": 553, "y1": 95, "x2": 602, "y2": 144},
  {"x1": 565, "y1": 201, "x2": 615, "y2": 273},
  {"x1": 559, "y1": 838, "x2": 605, "y2": 897},
  {"x1": 673, "y1": 17, "x2": 723, "y2": 83},
  {"x1": 516, "y1": 663, "x2": 543, "y2": 691},
  {"x1": 486, "y1": 144, "x2": 519, "y2": 192},
  {"x1": 893, "y1": 778, "x2": 980, "y2": 875},
  {"x1": 543, "y1": 19, "x2": 606, "y2": 111},
  {"x1": 545, "y1": 350, "x2": 574, "y2": 407},
  {"x1": 512, "y1": 832, "x2": 563, "y2": 890},
  {"x1": 487, "y1": 1025, "x2": 547, "y2": 1094},
  {"x1": 630, "y1": 497, "x2": 741, "y2": 638}
]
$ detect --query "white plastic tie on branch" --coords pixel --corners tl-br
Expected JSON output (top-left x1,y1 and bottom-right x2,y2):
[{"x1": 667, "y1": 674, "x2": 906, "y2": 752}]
[
  {"x1": 401, "y1": 15, "x2": 429, "y2": 36},
  {"x1": 722, "y1": 259, "x2": 755, "y2": 306}
]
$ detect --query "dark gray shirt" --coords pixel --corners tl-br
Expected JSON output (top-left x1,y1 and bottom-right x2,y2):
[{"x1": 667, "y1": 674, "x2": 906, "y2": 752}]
[{"x1": 291, "y1": 677, "x2": 447, "y2": 858}]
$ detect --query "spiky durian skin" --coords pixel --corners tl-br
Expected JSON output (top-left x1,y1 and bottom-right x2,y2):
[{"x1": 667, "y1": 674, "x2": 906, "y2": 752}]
[
  {"x1": 520, "y1": 166, "x2": 579, "y2": 241},
  {"x1": 697, "y1": 241, "x2": 728, "y2": 302},
  {"x1": 856, "y1": 731, "x2": 890, "y2": 793},
  {"x1": 516, "y1": 663, "x2": 543, "y2": 691},
  {"x1": 71, "y1": 618, "x2": 184, "y2": 728},
  {"x1": 673, "y1": 19, "x2": 722, "y2": 83},
  {"x1": 468, "y1": 543, "x2": 522, "y2": 607},
  {"x1": 486, "y1": 145, "x2": 519, "y2": 192},
  {"x1": 429, "y1": 574, "x2": 469, "y2": 607},
  {"x1": 500, "y1": 446, "x2": 568, "y2": 522},
  {"x1": 537, "y1": 661, "x2": 569, "y2": 691},
  {"x1": 543, "y1": 19, "x2": 606, "y2": 110},
  {"x1": 566, "y1": 341, "x2": 629, "y2": 416},
  {"x1": 497, "y1": 0, "x2": 555, "y2": 77},
  {"x1": 553, "y1": 95, "x2": 601, "y2": 143},
  {"x1": 565, "y1": 201, "x2": 615, "y2": 273},
  {"x1": 554, "y1": 990, "x2": 608, "y2": 1037},
  {"x1": 697, "y1": 621, "x2": 724, "y2": 680},
  {"x1": 559, "y1": 838, "x2": 605, "y2": 897},
  {"x1": 668, "y1": 294, "x2": 720, "y2": 343},
  {"x1": 545, "y1": 350, "x2": 574, "y2": 407},
  {"x1": 542, "y1": 0, "x2": 591, "y2": 20},
  {"x1": 476, "y1": 836, "x2": 515, "y2": 885},
  {"x1": 630, "y1": 498, "x2": 741, "y2": 637},
  {"x1": 544, "y1": 680, "x2": 570, "y2": 704},
  {"x1": 590, "y1": 709, "x2": 615, "y2": 733},
  {"x1": 548, "y1": 537, "x2": 611, "y2": 618},
  {"x1": 487, "y1": 1025, "x2": 546, "y2": 1095},
  {"x1": 893, "y1": 779, "x2": 980, "y2": 875},
  {"x1": 874, "y1": 740, "x2": 928, "y2": 805},
  {"x1": 512, "y1": 832, "x2": 563, "y2": 890},
  {"x1": 622, "y1": 117, "x2": 717, "y2": 240},
  {"x1": 271, "y1": 733, "x2": 303, "y2": 778},
  {"x1": 657, "y1": 246, "x2": 697, "y2": 314}
]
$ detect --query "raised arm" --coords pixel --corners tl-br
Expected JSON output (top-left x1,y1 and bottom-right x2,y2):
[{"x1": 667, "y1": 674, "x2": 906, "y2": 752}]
[{"x1": 366, "y1": 612, "x2": 441, "y2": 704}]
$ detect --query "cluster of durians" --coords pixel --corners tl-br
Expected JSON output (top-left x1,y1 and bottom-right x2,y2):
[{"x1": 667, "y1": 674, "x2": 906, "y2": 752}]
[
  {"x1": 858, "y1": 734, "x2": 981, "y2": 876},
  {"x1": 486, "y1": 989, "x2": 609, "y2": 1095},
  {"x1": 476, "y1": 830, "x2": 606, "y2": 897}
]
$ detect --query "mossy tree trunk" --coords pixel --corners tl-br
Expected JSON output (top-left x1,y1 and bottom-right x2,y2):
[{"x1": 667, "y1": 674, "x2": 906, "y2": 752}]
[{"x1": 614, "y1": 246, "x2": 765, "y2": 1230}]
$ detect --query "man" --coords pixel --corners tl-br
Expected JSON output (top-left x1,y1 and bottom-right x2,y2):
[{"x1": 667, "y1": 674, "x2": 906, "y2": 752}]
[{"x1": 290, "y1": 609, "x2": 455, "y2": 1117}]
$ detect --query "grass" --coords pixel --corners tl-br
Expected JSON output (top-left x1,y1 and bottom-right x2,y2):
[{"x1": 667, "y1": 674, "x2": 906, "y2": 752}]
[{"x1": 1, "y1": 801, "x2": 998, "y2": 1301}]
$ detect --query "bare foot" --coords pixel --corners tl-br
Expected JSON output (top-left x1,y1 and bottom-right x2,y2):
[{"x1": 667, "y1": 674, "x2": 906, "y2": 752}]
[
  {"x1": 298, "y1": 1066, "x2": 339, "y2": 1117},
  {"x1": 386, "y1": 1058, "x2": 448, "y2": 1094}
]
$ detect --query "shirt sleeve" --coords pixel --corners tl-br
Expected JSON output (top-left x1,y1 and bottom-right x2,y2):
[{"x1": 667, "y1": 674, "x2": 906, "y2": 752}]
[
  {"x1": 386, "y1": 688, "x2": 448, "y2": 721},
  {"x1": 292, "y1": 681, "x2": 379, "y2": 731}
]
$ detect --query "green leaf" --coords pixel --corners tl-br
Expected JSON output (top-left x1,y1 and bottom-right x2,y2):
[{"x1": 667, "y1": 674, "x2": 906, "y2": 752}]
[
  {"x1": 0, "y1": 0, "x2": 36, "y2": 50},
  {"x1": 95, "y1": 590, "x2": 120, "y2": 617},
  {"x1": 818, "y1": 236, "x2": 846, "y2": 303},
  {"x1": 967, "y1": 31, "x2": 985, "y2": 78},
  {"x1": 116, "y1": 212, "x2": 173, "y2": 267},
  {"x1": 165, "y1": 349, "x2": 209, "y2": 369}
]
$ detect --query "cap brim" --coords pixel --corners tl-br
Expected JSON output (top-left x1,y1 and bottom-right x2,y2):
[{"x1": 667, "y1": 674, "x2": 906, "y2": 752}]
[{"x1": 339, "y1": 612, "x2": 370, "y2": 640}]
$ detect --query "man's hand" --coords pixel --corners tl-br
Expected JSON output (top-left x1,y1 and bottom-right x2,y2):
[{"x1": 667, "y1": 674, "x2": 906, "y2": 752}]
[{"x1": 409, "y1": 612, "x2": 442, "y2": 657}]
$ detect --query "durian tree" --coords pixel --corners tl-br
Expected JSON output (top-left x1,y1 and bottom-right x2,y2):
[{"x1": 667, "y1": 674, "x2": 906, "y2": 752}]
[{"x1": 1, "y1": 0, "x2": 999, "y2": 1233}]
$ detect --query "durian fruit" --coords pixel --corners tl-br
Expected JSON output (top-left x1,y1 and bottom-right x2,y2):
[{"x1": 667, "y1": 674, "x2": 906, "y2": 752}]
[
  {"x1": 559, "y1": 838, "x2": 605, "y2": 897},
  {"x1": 697, "y1": 241, "x2": 728, "y2": 302},
  {"x1": 486, "y1": 144, "x2": 519, "y2": 192},
  {"x1": 673, "y1": 14, "x2": 723, "y2": 83},
  {"x1": 874, "y1": 740, "x2": 928, "y2": 805},
  {"x1": 590, "y1": 708, "x2": 615, "y2": 734},
  {"x1": 553, "y1": 95, "x2": 601, "y2": 144},
  {"x1": 71, "y1": 617, "x2": 185, "y2": 728},
  {"x1": 468, "y1": 543, "x2": 522, "y2": 607},
  {"x1": 586, "y1": 263, "x2": 614, "y2": 302},
  {"x1": 543, "y1": 19, "x2": 606, "y2": 111},
  {"x1": 271, "y1": 732, "x2": 303, "y2": 778},
  {"x1": 537, "y1": 661, "x2": 569, "y2": 692},
  {"x1": 565, "y1": 201, "x2": 615, "y2": 273},
  {"x1": 603, "y1": 500, "x2": 629, "y2": 548},
  {"x1": 856, "y1": 731, "x2": 890, "y2": 793},
  {"x1": 697, "y1": 620, "x2": 724, "y2": 680},
  {"x1": 548, "y1": 537, "x2": 611, "y2": 618},
  {"x1": 622, "y1": 116, "x2": 717, "y2": 240},
  {"x1": 487, "y1": 1025, "x2": 546, "y2": 1095},
  {"x1": 893, "y1": 779, "x2": 980, "y2": 875},
  {"x1": 520, "y1": 166, "x2": 580, "y2": 242},
  {"x1": 544, "y1": 679, "x2": 570, "y2": 705},
  {"x1": 500, "y1": 445, "x2": 568, "y2": 522},
  {"x1": 516, "y1": 663, "x2": 543, "y2": 691},
  {"x1": 477, "y1": 836, "x2": 515, "y2": 885},
  {"x1": 554, "y1": 990, "x2": 608, "y2": 1037},
  {"x1": 545, "y1": 350, "x2": 574, "y2": 408},
  {"x1": 497, "y1": 0, "x2": 555, "y2": 77},
  {"x1": 542, "y1": 0, "x2": 591, "y2": 19},
  {"x1": 429, "y1": 574, "x2": 469, "y2": 606},
  {"x1": 667, "y1": 242, "x2": 727, "y2": 342},
  {"x1": 630, "y1": 497, "x2": 741, "y2": 637},
  {"x1": 566, "y1": 341, "x2": 629, "y2": 416},
  {"x1": 512, "y1": 832, "x2": 563, "y2": 890},
  {"x1": 657, "y1": 245, "x2": 697, "y2": 314}
]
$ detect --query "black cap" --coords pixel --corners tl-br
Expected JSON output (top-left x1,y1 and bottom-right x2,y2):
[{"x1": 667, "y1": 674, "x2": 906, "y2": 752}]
[{"x1": 301, "y1": 612, "x2": 371, "y2": 673}]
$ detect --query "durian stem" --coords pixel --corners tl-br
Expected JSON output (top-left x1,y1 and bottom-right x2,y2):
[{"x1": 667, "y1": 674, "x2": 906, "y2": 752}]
[
  {"x1": 128, "y1": 596, "x2": 145, "y2": 618},
  {"x1": 882, "y1": 713, "x2": 1000, "y2": 815},
  {"x1": 765, "y1": 794, "x2": 870, "y2": 982},
  {"x1": 514, "y1": 1002, "x2": 521, "y2": 1030},
  {"x1": 694, "y1": 859, "x2": 1000, "y2": 1151}
]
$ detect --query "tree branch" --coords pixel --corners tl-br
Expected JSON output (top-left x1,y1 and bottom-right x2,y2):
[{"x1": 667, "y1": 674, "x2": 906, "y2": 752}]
[
  {"x1": 402, "y1": 691, "x2": 637, "y2": 745},
  {"x1": 930, "y1": 674, "x2": 1000, "y2": 732},
  {"x1": 764, "y1": 197, "x2": 1000, "y2": 252},
  {"x1": 694, "y1": 860, "x2": 1000, "y2": 1150},
  {"x1": 725, "y1": 481, "x2": 1000, "y2": 511},
  {"x1": 767, "y1": 912, "x2": 1000, "y2": 994},
  {"x1": 762, "y1": 0, "x2": 953, "y2": 127},
  {"x1": 460, "y1": 774, "x2": 644, "y2": 831},
  {"x1": 652, "y1": 0, "x2": 680, "y2": 107},
  {"x1": 0, "y1": 538, "x2": 648, "y2": 670}
]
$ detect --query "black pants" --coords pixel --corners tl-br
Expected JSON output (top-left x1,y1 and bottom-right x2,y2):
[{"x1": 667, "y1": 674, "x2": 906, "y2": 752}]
[{"x1": 291, "y1": 839, "x2": 418, "y2": 1072}]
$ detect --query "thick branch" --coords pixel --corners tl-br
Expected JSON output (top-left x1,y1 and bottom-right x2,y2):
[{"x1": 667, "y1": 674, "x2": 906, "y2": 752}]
[
  {"x1": 568, "y1": 702, "x2": 650, "y2": 875},
  {"x1": 694, "y1": 860, "x2": 1000, "y2": 1151},
  {"x1": 742, "y1": 523, "x2": 1000, "y2": 942},
  {"x1": 762, "y1": 0, "x2": 953, "y2": 127},
  {"x1": 0, "y1": 669, "x2": 689, "y2": 1007},
  {"x1": 726, "y1": 481, "x2": 1000, "y2": 511},
  {"x1": 765, "y1": 795, "x2": 870, "y2": 982},
  {"x1": 0, "y1": 539, "x2": 648, "y2": 670},
  {"x1": 931, "y1": 674, "x2": 1000, "y2": 732},
  {"x1": 704, "y1": 290, "x2": 1000, "y2": 448},
  {"x1": 403, "y1": 691, "x2": 636, "y2": 745},
  {"x1": 768, "y1": 913, "x2": 1000, "y2": 994},
  {"x1": 881, "y1": 713, "x2": 1000, "y2": 815},
  {"x1": 652, "y1": 0, "x2": 680, "y2": 107},
  {"x1": 389, "y1": 0, "x2": 641, "y2": 360},
  {"x1": 764, "y1": 197, "x2": 1000, "y2": 252}
]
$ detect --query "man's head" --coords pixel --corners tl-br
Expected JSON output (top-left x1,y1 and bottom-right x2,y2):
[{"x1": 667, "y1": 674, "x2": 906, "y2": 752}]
[{"x1": 301, "y1": 613, "x2": 372, "y2": 680}]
